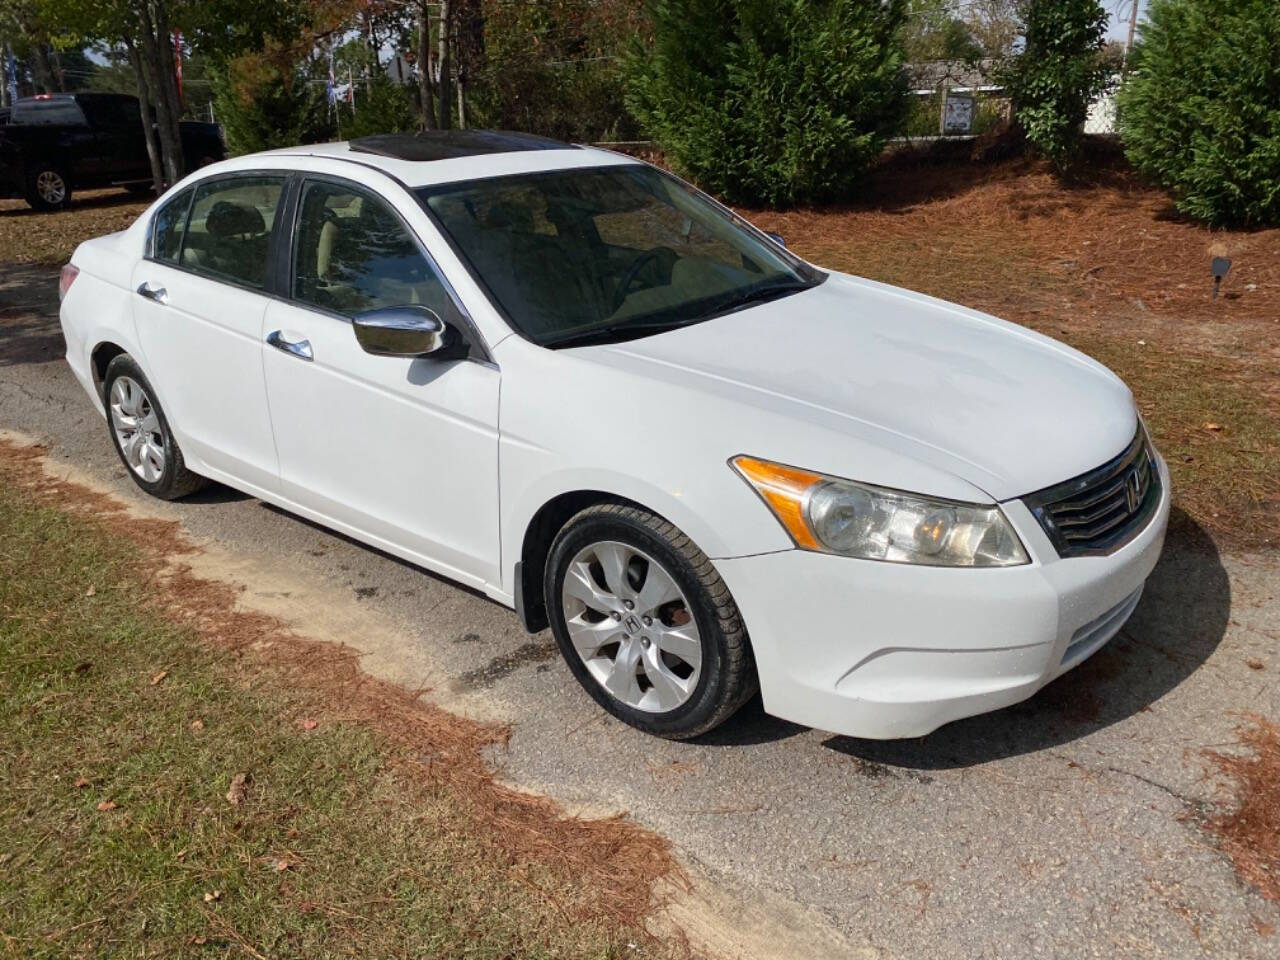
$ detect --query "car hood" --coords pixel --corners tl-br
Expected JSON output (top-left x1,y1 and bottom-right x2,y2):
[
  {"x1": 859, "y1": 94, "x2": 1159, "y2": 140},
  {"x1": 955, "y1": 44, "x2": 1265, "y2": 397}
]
[{"x1": 583, "y1": 272, "x2": 1137, "y2": 501}]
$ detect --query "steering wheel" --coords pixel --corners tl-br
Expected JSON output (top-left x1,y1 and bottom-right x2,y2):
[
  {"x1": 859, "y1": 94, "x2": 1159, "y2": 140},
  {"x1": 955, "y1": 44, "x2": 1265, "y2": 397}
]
[{"x1": 612, "y1": 247, "x2": 675, "y2": 313}]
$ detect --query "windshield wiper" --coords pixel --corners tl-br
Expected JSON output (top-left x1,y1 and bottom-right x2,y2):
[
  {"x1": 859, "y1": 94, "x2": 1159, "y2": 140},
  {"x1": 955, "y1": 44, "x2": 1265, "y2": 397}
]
[
  {"x1": 541, "y1": 278, "x2": 818, "y2": 350},
  {"x1": 542, "y1": 317, "x2": 697, "y2": 349},
  {"x1": 698, "y1": 278, "x2": 814, "y2": 319}
]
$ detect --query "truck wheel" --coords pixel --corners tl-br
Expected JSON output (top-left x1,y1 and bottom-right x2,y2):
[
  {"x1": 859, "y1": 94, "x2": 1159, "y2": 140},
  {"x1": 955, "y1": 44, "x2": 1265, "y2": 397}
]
[{"x1": 25, "y1": 166, "x2": 71, "y2": 211}]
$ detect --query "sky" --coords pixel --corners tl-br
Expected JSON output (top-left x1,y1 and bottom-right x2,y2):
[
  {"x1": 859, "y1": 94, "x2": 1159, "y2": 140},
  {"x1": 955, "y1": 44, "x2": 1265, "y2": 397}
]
[{"x1": 1106, "y1": 0, "x2": 1147, "y2": 44}]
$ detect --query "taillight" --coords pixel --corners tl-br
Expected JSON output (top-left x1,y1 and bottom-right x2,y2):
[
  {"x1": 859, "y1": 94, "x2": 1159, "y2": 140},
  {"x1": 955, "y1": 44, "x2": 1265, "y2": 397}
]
[{"x1": 59, "y1": 264, "x2": 79, "y2": 302}]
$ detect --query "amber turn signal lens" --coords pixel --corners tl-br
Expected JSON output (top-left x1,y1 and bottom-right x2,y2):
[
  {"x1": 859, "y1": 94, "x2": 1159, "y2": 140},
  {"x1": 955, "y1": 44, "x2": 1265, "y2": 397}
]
[{"x1": 730, "y1": 456, "x2": 823, "y2": 550}]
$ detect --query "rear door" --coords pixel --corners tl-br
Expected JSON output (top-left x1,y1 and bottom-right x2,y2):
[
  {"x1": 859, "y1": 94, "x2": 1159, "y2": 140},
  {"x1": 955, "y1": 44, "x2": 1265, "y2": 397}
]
[
  {"x1": 80, "y1": 97, "x2": 149, "y2": 181},
  {"x1": 260, "y1": 175, "x2": 501, "y2": 587},
  {"x1": 131, "y1": 173, "x2": 287, "y2": 493}
]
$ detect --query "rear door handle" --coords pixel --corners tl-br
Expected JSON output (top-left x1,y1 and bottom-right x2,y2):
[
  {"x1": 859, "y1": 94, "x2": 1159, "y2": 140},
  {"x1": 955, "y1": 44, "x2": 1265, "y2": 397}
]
[
  {"x1": 135, "y1": 281, "x2": 168, "y2": 304},
  {"x1": 266, "y1": 330, "x2": 313, "y2": 362}
]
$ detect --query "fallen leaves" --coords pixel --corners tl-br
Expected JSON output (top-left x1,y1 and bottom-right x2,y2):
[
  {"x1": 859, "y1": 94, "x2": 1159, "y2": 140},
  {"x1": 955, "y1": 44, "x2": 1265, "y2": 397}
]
[
  {"x1": 190, "y1": 718, "x2": 204, "y2": 732},
  {"x1": 203, "y1": 890, "x2": 222, "y2": 904},
  {"x1": 1204, "y1": 422, "x2": 1225, "y2": 433},
  {"x1": 84, "y1": 585, "x2": 95, "y2": 598},
  {"x1": 225, "y1": 772, "x2": 251, "y2": 806},
  {"x1": 96, "y1": 800, "x2": 117, "y2": 812},
  {"x1": 74, "y1": 777, "x2": 91, "y2": 789},
  {"x1": 150, "y1": 669, "x2": 169, "y2": 686},
  {"x1": 299, "y1": 719, "x2": 318, "y2": 731}
]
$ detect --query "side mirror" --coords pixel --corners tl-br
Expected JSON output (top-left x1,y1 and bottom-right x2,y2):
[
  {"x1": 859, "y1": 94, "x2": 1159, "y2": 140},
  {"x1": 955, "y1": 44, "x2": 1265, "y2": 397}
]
[
  {"x1": 765, "y1": 232, "x2": 786, "y2": 248},
  {"x1": 353, "y1": 305, "x2": 450, "y2": 358}
]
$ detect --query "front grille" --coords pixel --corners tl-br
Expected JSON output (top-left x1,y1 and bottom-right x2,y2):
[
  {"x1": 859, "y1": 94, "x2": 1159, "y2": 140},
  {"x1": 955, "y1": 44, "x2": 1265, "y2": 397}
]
[{"x1": 1023, "y1": 427, "x2": 1160, "y2": 558}]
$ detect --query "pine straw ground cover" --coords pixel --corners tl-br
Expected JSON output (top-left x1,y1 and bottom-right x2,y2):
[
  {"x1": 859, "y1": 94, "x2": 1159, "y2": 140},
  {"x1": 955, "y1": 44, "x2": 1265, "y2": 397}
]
[{"x1": 0, "y1": 438, "x2": 681, "y2": 959}]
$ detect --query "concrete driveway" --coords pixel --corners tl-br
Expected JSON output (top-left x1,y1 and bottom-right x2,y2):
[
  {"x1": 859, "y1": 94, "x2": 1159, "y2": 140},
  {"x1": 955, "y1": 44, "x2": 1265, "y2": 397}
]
[{"x1": 3, "y1": 262, "x2": 1278, "y2": 958}]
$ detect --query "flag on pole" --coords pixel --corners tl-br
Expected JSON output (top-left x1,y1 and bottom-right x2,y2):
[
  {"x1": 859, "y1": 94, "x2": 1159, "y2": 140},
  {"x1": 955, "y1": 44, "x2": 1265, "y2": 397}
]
[{"x1": 5, "y1": 52, "x2": 18, "y2": 104}]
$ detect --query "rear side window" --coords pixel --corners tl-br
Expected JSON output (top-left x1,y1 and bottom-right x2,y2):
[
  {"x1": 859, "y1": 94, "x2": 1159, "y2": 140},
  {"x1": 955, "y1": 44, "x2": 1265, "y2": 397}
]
[
  {"x1": 291, "y1": 179, "x2": 454, "y2": 318},
  {"x1": 12, "y1": 98, "x2": 87, "y2": 126},
  {"x1": 151, "y1": 188, "x2": 193, "y2": 264},
  {"x1": 180, "y1": 176, "x2": 285, "y2": 289}
]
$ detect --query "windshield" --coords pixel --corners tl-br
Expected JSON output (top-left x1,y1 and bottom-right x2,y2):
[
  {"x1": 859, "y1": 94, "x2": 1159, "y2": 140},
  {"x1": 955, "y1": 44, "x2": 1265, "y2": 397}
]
[{"x1": 417, "y1": 164, "x2": 823, "y2": 347}]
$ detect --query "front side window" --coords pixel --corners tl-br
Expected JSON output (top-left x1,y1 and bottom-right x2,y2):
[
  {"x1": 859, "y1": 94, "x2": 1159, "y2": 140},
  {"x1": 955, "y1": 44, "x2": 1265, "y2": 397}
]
[
  {"x1": 151, "y1": 187, "x2": 193, "y2": 264},
  {"x1": 292, "y1": 180, "x2": 455, "y2": 319},
  {"x1": 419, "y1": 164, "x2": 823, "y2": 347},
  {"x1": 180, "y1": 176, "x2": 285, "y2": 289}
]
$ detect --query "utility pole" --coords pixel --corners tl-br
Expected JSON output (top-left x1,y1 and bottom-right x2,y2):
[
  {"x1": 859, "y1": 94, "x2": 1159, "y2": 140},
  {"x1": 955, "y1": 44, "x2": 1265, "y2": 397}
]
[{"x1": 1126, "y1": 0, "x2": 1140, "y2": 52}]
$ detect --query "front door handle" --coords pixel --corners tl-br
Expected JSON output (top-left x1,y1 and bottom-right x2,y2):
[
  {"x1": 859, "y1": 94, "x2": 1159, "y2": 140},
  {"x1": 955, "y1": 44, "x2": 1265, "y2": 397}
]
[
  {"x1": 135, "y1": 281, "x2": 168, "y2": 304},
  {"x1": 266, "y1": 330, "x2": 313, "y2": 362}
]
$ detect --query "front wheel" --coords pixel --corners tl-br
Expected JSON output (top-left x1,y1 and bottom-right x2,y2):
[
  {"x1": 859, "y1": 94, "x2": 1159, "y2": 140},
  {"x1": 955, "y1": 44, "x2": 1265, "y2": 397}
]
[
  {"x1": 102, "y1": 355, "x2": 208, "y2": 500},
  {"x1": 544, "y1": 504, "x2": 757, "y2": 739}
]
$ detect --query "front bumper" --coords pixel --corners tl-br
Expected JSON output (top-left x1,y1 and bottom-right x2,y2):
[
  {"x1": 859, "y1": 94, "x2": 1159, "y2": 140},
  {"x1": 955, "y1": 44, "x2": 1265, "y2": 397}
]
[{"x1": 715, "y1": 454, "x2": 1171, "y2": 739}]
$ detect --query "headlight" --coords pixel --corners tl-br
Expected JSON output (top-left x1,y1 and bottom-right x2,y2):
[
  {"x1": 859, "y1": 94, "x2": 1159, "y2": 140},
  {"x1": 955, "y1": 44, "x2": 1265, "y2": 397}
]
[{"x1": 731, "y1": 456, "x2": 1028, "y2": 567}]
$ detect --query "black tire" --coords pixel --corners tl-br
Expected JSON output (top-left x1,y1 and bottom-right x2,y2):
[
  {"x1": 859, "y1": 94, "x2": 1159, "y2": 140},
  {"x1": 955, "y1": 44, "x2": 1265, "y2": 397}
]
[
  {"x1": 544, "y1": 503, "x2": 757, "y2": 739},
  {"x1": 102, "y1": 354, "x2": 208, "y2": 501},
  {"x1": 24, "y1": 165, "x2": 72, "y2": 211}
]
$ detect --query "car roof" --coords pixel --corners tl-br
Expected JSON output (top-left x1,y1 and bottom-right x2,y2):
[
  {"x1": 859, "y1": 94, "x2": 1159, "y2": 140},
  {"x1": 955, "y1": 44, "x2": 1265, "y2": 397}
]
[{"x1": 255, "y1": 133, "x2": 639, "y2": 189}]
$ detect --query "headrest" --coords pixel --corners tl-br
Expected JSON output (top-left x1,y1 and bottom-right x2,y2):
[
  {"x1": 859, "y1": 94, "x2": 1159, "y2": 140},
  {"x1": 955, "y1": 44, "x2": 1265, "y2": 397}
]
[{"x1": 206, "y1": 200, "x2": 266, "y2": 238}]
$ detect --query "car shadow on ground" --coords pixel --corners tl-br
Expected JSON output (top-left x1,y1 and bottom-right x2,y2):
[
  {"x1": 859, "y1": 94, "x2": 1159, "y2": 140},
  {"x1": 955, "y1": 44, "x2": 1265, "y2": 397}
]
[{"x1": 698, "y1": 510, "x2": 1230, "y2": 761}]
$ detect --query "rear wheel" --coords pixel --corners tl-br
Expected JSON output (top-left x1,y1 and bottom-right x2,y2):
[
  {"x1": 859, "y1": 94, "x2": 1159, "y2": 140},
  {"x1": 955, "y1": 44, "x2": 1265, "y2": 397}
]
[
  {"x1": 545, "y1": 504, "x2": 756, "y2": 739},
  {"x1": 102, "y1": 355, "x2": 207, "y2": 500},
  {"x1": 25, "y1": 166, "x2": 71, "y2": 211}
]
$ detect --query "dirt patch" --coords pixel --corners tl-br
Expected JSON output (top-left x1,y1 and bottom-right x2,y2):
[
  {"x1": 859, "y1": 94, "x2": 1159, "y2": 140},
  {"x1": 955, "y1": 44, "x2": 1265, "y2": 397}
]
[
  {"x1": 1203, "y1": 716, "x2": 1280, "y2": 906},
  {"x1": 0, "y1": 435, "x2": 679, "y2": 935}
]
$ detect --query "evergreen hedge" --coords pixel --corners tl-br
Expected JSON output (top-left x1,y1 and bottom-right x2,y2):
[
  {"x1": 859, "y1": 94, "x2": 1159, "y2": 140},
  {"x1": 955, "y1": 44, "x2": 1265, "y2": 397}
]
[
  {"x1": 1117, "y1": 0, "x2": 1280, "y2": 226},
  {"x1": 624, "y1": 0, "x2": 908, "y2": 207}
]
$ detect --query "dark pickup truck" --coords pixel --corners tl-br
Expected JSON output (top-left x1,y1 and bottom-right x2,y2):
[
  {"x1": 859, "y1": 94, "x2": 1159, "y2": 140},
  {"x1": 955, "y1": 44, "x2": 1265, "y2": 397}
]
[{"x1": 0, "y1": 92, "x2": 225, "y2": 211}]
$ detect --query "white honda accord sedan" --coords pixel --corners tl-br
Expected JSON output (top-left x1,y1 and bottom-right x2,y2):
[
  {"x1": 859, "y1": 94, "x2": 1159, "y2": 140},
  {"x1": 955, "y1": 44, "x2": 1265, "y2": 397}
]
[{"x1": 58, "y1": 131, "x2": 1170, "y2": 740}]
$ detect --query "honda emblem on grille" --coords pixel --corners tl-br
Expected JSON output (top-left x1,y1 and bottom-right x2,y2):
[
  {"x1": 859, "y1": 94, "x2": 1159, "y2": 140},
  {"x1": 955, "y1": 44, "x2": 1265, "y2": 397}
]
[{"x1": 1125, "y1": 469, "x2": 1141, "y2": 513}]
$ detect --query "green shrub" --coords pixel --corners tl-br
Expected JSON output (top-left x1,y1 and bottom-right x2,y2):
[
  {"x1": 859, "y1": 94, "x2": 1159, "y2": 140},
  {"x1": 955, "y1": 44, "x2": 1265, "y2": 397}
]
[
  {"x1": 334, "y1": 75, "x2": 417, "y2": 140},
  {"x1": 999, "y1": 0, "x2": 1109, "y2": 172},
  {"x1": 211, "y1": 57, "x2": 334, "y2": 155},
  {"x1": 625, "y1": 0, "x2": 908, "y2": 206},
  {"x1": 1117, "y1": 0, "x2": 1280, "y2": 226}
]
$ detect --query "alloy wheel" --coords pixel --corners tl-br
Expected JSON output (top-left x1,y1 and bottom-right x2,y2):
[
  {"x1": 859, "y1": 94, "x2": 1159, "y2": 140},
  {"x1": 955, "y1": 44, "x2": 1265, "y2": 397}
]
[
  {"x1": 109, "y1": 376, "x2": 167, "y2": 482},
  {"x1": 36, "y1": 171, "x2": 66, "y2": 205},
  {"x1": 560, "y1": 540, "x2": 702, "y2": 713}
]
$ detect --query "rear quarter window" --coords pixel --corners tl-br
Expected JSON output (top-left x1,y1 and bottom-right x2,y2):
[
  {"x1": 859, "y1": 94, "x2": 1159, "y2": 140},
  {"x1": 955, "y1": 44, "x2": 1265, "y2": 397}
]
[{"x1": 151, "y1": 188, "x2": 194, "y2": 264}]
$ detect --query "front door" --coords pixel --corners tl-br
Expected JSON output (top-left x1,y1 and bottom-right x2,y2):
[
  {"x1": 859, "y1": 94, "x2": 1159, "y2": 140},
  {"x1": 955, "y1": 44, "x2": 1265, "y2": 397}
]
[
  {"x1": 131, "y1": 174, "x2": 287, "y2": 493},
  {"x1": 261, "y1": 177, "x2": 500, "y2": 588}
]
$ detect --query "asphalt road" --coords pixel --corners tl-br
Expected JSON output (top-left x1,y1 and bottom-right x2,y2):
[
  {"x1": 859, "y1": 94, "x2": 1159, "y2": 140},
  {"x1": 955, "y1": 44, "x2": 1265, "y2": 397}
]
[{"x1": 3, "y1": 261, "x2": 1278, "y2": 958}]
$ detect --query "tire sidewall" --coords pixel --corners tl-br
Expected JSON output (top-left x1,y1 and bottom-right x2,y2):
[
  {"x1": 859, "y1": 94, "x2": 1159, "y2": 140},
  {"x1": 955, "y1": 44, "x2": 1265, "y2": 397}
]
[
  {"x1": 102, "y1": 356, "x2": 182, "y2": 497},
  {"x1": 545, "y1": 510, "x2": 732, "y2": 737}
]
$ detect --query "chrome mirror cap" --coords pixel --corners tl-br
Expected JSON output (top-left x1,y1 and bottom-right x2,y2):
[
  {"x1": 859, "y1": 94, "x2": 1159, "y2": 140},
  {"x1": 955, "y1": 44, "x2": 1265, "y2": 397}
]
[{"x1": 352, "y1": 305, "x2": 449, "y2": 358}]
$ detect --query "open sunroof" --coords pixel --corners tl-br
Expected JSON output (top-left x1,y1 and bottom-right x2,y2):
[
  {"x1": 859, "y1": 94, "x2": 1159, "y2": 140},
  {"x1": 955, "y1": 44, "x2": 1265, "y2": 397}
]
[{"x1": 349, "y1": 130, "x2": 575, "y2": 162}]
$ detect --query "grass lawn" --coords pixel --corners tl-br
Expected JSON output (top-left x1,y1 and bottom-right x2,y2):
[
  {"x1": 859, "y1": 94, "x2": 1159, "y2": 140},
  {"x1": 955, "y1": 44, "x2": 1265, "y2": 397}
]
[{"x1": 0, "y1": 446, "x2": 674, "y2": 959}]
